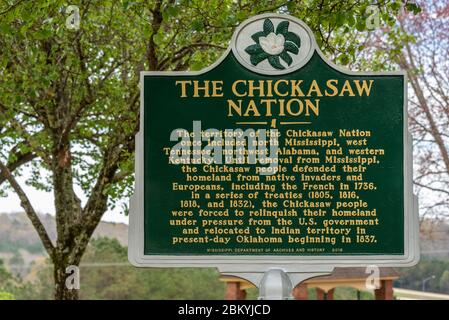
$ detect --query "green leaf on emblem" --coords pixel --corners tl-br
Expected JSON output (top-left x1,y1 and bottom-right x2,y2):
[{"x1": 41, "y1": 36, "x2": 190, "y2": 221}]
[
  {"x1": 251, "y1": 31, "x2": 266, "y2": 44},
  {"x1": 285, "y1": 32, "x2": 301, "y2": 47},
  {"x1": 268, "y1": 55, "x2": 285, "y2": 70},
  {"x1": 276, "y1": 21, "x2": 289, "y2": 36},
  {"x1": 284, "y1": 42, "x2": 299, "y2": 54},
  {"x1": 280, "y1": 51, "x2": 292, "y2": 66},
  {"x1": 263, "y1": 18, "x2": 274, "y2": 35},
  {"x1": 250, "y1": 52, "x2": 270, "y2": 65},
  {"x1": 245, "y1": 44, "x2": 263, "y2": 55}
]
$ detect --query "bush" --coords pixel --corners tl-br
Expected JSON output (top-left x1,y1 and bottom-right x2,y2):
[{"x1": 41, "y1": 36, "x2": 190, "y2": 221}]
[{"x1": 0, "y1": 291, "x2": 14, "y2": 300}]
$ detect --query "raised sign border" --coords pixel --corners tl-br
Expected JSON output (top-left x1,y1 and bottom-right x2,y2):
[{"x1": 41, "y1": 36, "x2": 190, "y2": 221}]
[{"x1": 128, "y1": 13, "x2": 419, "y2": 272}]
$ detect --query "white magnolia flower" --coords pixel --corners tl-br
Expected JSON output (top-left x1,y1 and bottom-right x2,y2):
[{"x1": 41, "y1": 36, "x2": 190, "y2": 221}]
[{"x1": 259, "y1": 33, "x2": 285, "y2": 55}]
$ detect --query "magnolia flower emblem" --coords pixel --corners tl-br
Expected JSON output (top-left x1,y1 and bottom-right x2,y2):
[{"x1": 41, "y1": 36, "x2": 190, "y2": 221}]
[
  {"x1": 245, "y1": 18, "x2": 301, "y2": 70},
  {"x1": 259, "y1": 33, "x2": 285, "y2": 55}
]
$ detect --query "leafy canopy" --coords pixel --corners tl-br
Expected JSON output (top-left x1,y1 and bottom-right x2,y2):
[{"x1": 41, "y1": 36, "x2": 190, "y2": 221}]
[{"x1": 0, "y1": 0, "x2": 418, "y2": 212}]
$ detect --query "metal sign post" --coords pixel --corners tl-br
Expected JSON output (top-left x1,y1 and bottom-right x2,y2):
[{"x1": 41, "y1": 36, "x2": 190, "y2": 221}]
[{"x1": 258, "y1": 269, "x2": 294, "y2": 300}]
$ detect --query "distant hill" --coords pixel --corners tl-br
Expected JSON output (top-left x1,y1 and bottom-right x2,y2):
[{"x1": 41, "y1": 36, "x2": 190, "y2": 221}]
[
  {"x1": 0, "y1": 212, "x2": 127, "y2": 273},
  {"x1": 0, "y1": 212, "x2": 128, "y2": 252}
]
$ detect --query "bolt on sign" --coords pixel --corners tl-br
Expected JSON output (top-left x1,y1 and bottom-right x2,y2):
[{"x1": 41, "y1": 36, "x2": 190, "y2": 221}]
[{"x1": 129, "y1": 14, "x2": 419, "y2": 271}]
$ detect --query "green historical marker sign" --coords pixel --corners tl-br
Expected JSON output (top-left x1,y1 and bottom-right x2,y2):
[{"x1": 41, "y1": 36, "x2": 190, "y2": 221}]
[{"x1": 129, "y1": 14, "x2": 419, "y2": 270}]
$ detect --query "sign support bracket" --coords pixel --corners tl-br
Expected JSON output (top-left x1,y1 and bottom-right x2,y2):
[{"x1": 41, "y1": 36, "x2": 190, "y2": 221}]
[{"x1": 219, "y1": 266, "x2": 335, "y2": 300}]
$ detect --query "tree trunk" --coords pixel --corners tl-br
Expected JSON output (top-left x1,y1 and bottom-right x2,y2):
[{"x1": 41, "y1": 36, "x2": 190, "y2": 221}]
[{"x1": 53, "y1": 255, "x2": 80, "y2": 300}]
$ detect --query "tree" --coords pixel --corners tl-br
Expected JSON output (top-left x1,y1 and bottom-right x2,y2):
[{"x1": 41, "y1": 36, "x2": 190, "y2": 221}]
[
  {"x1": 395, "y1": 258, "x2": 449, "y2": 294},
  {"x1": 0, "y1": 0, "x2": 418, "y2": 299},
  {"x1": 397, "y1": 2, "x2": 449, "y2": 223},
  {"x1": 359, "y1": 1, "x2": 449, "y2": 224}
]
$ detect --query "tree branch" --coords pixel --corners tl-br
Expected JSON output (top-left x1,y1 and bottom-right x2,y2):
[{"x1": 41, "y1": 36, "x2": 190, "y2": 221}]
[
  {"x1": 157, "y1": 42, "x2": 226, "y2": 71},
  {"x1": 0, "y1": 150, "x2": 36, "y2": 186},
  {"x1": 111, "y1": 170, "x2": 132, "y2": 184},
  {"x1": 75, "y1": 110, "x2": 139, "y2": 260},
  {"x1": 414, "y1": 181, "x2": 449, "y2": 196},
  {"x1": 0, "y1": 102, "x2": 52, "y2": 166},
  {"x1": 0, "y1": 160, "x2": 55, "y2": 259},
  {"x1": 147, "y1": 0, "x2": 163, "y2": 70},
  {"x1": 0, "y1": 0, "x2": 24, "y2": 16}
]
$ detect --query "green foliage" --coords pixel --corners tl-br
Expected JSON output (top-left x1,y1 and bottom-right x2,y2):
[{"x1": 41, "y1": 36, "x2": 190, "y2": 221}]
[
  {"x1": 82, "y1": 237, "x2": 226, "y2": 299},
  {"x1": 0, "y1": 238, "x2": 44, "y2": 254},
  {"x1": 30, "y1": 237, "x2": 226, "y2": 299},
  {"x1": 0, "y1": 257, "x2": 42, "y2": 300},
  {"x1": 395, "y1": 258, "x2": 449, "y2": 294},
  {"x1": 0, "y1": 259, "x2": 12, "y2": 283},
  {"x1": 333, "y1": 287, "x2": 374, "y2": 300},
  {"x1": 0, "y1": 291, "x2": 15, "y2": 300}
]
